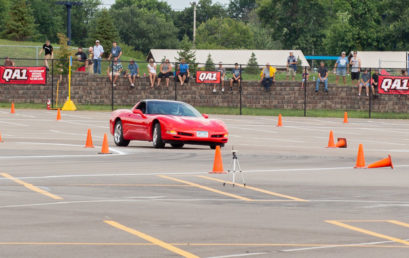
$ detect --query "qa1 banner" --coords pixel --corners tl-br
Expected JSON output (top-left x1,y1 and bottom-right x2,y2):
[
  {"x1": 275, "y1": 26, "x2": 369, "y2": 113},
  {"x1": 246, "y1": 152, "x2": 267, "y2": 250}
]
[
  {"x1": 378, "y1": 75, "x2": 409, "y2": 94},
  {"x1": 196, "y1": 71, "x2": 221, "y2": 84},
  {"x1": 0, "y1": 66, "x2": 47, "y2": 85}
]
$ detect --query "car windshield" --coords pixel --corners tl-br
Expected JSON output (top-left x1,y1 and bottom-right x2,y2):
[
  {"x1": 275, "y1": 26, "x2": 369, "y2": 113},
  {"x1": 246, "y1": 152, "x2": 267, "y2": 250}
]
[{"x1": 147, "y1": 101, "x2": 202, "y2": 117}]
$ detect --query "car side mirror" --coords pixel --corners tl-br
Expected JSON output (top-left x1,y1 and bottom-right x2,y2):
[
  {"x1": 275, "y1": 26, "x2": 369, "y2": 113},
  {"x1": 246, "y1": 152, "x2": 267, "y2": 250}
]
[
  {"x1": 202, "y1": 113, "x2": 209, "y2": 119},
  {"x1": 133, "y1": 109, "x2": 146, "y2": 118}
]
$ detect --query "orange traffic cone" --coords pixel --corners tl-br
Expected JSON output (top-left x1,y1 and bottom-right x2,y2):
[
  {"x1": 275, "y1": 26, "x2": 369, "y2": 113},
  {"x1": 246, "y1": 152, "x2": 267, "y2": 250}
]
[
  {"x1": 209, "y1": 145, "x2": 227, "y2": 174},
  {"x1": 335, "y1": 138, "x2": 347, "y2": 148},
  {"x1": 354, "y1": 144, "x2": 365, "y2": 168},
  {"x1": 56, "y1": 108, "x2": 61, "y2": 121},
  {"x1": 0, "y1": 132, "x2": 3, "y2": 142},
  {"x1": 99, "y1": 133, "x2": 111, "y2": 154},
  {"x1": 327, "y1": 130, "x2": 336, "y2": 148},
  {"x1": 277, "y1": 114, "x2": 283, "y2": 127},
  {"x1": 368, "y1": 155, "x2": 393, "y2": 169},
  {"x1": 85, "y1": 129, "x2": 94, "y2": 148},
  {"x1": 343, "y1": 112, "x2": 348, "y2": 123},
  {"x1": 10, "y1": 102, "x2": 15, "y2": 114}
]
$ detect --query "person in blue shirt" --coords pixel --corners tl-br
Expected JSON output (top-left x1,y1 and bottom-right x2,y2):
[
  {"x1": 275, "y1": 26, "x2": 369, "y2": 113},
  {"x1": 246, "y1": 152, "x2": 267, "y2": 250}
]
[
  {"x1": 108, "y1": 41, "x2": 122, "y2": 60},
  {"x1": 177, "y1": 59, "x2": 190, "y2": 86},
  {"x1": 333, "y1": 51, "x2": 349, "y2": 85},
  {"x1": 229, "y1": 63, "x2": 241, "y2": 89},
  {"x1": 127, "y1": 59, "x2": 139, "y2": 88}
]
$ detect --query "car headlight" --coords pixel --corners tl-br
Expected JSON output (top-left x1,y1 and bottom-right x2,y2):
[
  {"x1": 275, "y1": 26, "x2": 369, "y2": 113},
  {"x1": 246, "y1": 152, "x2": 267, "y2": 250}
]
[
  {"x1": 166, "y1": 130, "x2": 177, "y2": 135},
  {"x1": 224, "y1": 134, "x2": 228, "y2": 137}
]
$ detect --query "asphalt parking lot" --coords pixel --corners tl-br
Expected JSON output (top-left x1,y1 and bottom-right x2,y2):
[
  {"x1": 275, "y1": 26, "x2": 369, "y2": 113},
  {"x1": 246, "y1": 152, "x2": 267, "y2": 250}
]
[{"x1": 0, "y1": 108, "x2": 408, "y2": 257}]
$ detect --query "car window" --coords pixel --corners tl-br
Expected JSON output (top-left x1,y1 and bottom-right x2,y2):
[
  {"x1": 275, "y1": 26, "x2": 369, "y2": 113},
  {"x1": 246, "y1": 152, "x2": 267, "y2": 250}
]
[{"x1": 136, "y1": 102, "x2": 146, "y2": 113}]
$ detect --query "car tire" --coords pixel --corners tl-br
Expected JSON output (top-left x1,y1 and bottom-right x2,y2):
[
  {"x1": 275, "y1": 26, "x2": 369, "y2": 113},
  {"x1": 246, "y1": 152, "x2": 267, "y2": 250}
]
[
  {"x1": 171, "y1": 143, "x2": 184, "y2": 148},
  {"x1": 114, "y1": 120, "x2": 130, "y2": 147},
  {"x1": 210, "y1": 144, "x2": 224, "y2": 149},
  {"x1": 152, "y1": 123, "x2": 165, "y2": 148}
]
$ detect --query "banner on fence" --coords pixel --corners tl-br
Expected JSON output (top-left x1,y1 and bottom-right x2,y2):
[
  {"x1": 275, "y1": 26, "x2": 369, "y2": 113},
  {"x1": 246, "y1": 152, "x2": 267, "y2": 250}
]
[
  {"x1": 196, "y1": 71, "x2": 221, "y2": 84},
  {"x1": 378, "y1": 75, "x2": 409, "y2": 94},
  {"x1": 0, "y1": 66, "x2": 46, "y2": 85}
]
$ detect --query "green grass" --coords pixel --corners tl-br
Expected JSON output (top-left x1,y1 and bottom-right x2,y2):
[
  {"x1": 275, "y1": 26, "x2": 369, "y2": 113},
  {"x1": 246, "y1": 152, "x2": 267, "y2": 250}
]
[{"x1": 2, "y1": 102, "x2": 408, "y2": 119}]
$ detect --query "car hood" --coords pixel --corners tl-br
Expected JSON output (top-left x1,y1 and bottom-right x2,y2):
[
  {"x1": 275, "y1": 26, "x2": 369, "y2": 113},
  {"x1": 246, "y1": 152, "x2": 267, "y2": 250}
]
[{"x1": 161, "y1": 115, "x2": 227, "y2": 132}]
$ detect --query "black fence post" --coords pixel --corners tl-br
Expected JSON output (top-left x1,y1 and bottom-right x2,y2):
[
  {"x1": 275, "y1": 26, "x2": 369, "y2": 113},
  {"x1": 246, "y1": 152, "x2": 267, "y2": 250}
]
[
  {"x1": 111, "y1": 60, "x2": 114, "y2": 111},
  {"x1": 239, "y1": 64, "x2": 242, "y2": 115},
  {"x1": 304, "y1": 66, "x2": 307, "y2": 117},
  {"x1": 369, "y1": 68, "x2": 372, "y2": 118},
  {"x1": 174, "y1": 62, "x2": 177, "y2": 100},
  {"x1": 51, "y1": 59, "x2": 54, "y2": 109}
]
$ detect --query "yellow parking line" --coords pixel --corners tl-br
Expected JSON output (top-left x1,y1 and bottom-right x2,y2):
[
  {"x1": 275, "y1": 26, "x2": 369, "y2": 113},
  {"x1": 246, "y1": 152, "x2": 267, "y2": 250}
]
[
  {"x1": 198, "y1": 175, "x2": 307, "y2": 202},
  {"x1": 388, "y1": 220, "x2": 409, "y2": 228},
  {"x1": 326, "y1": 220, "x2": 409, "y2": 246},
  {"x1": 104, "y1": 220, "x2": 199, "y2": 258},
  {"x1": 1, "y1": 173, "x2": 62, "y2": 200},
  {"x1": 159, "y1": 175, "x2": 252, "y2": 201}
]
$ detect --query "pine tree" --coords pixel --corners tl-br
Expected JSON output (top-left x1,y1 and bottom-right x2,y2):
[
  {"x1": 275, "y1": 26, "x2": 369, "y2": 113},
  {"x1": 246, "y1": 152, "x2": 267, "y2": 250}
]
[
  {"x1": 176, "y1": 35, "x2": 197, "y2": 73},
  {"x1": 245, "y1": 52, "x2": 259, "y2": 74},
  {"x1": 205, "y1": 54, "x2": 215, "y2": 71},
  {"x1": 54, "y1": 33, "x2": 76, "y2": 75},
  {"x1": 3, "y1": 0, "x2": 37, "y2": 41},
  {"x1": 88, "y1": 9, "x2": 119, "y2": 58}
]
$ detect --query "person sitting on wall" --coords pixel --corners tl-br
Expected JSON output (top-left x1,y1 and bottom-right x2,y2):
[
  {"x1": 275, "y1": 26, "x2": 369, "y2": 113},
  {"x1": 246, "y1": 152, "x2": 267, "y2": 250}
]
[
  {"x1": 260, "y1": 63, "x2": 276, "y2": 91},
  {"x1": 3, "y1": 57, "x2": 15, "y2": 66},
  {"x1": 372, "y1": 69, "x2": 379, "y2": 97},
  {"x1": 127, "y1": 59, "x2": 139, "y2": 88},
  {"x1": 107, "y1": 57, "x2": 123, "y2": 87},
  {"x1": 229, "y1": 63, "x2": 241, "y2": 91},
  {"x1": 177, "y1": 59, "x2": 190, "y2": 86},
  {"x1": 157, "y1": 59, "x2": 173, "y2": 87},
  {"x1": 315, "y1": 61, "x2": 328, "y2": 93},
  {"x1": 359, "y1": 69, "x2": 370, "y2": 97}
]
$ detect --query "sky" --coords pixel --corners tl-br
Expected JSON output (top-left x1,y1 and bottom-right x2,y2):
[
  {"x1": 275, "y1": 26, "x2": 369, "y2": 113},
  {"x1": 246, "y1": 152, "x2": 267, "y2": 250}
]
[{"x1": 101, "y1": 0, "x2": 230, "y2": 10}]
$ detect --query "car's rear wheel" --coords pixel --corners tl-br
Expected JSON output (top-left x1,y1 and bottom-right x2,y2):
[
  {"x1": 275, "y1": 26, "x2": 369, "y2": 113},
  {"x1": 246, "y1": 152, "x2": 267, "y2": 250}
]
[
  {"x1": 171, "y1": 143, "x2": 184, "y2": 148},
  {"x1": 114, "y1": 120, "x2": 130, "y2": 146},
  {"x1": 152, "y1": 123, "x2": 165, "y2": 148}
]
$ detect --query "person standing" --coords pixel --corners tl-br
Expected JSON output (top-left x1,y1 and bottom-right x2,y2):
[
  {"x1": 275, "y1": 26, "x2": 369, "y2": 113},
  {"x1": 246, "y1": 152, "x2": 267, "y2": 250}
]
[
  {"x1": 39, "y1": 40, "x2": 53, "y2": 71},
  {"x1": 157, "y1": 59, "x2": 172, "y2": 87},
  {"x1": 127, "y1": 59, "x2": 139, "y2": 88},
  {"x1": 87, "y1": 47, "x2": 94, "y2": 74},
  {"x1": 350, "y1": 51, "x2": 361, "y2": 87},
  {"x1": 108, "y1": 41, "x2": 122, "y2": 60},
  {"x1": 334, "y1": 51, "x2": 349, "y2": 85},
  {"x1": 147, "y1": 58, "x2": 157, "y2": 88},
  {"x1": 93, "y1": 40, "x2": 104, "y2": 74},
  {"x1": 286, "y1": 52, "x2": 297, "y2": 81},
  {"x1": 316, "y1": 61, "x2": 329, "y2": 92}
]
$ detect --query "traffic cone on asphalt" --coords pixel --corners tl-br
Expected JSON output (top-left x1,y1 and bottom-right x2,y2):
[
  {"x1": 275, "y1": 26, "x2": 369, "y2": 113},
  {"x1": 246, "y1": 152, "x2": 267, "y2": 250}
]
[
  {"x1": 335, "y1": 138, "x2": 347, "y2": 148},
  {"x1": 209, "y1": 145, "x2": 227, "y2": 174},
  {"x1": 0, "y1": 132, "x2": 3, "y2": 142},
  {"x1": 367, "y1": 155, "x2": 394, "y2": 169},
  {"x1": 85, "y1": 129, "x2": 94, "y2": 148},
  {"x1": 56, "y1": 108, "x2": 61, "y2": 120},
  {"x1": 10, "y1": 102, "x2": 15, "y2": 114},
  {"x1": 277, "y1": 114, "x2": 283, "y2": 127},
  {"x1": 343, "y1": 112, "x2": 348, "y2": 123},
  {"x1": 99, "y1": 133, "x2": 111, "y2": 154},
  {"x1": 354, "y1": 144, "x2": 366, "y2": 168},
  {"x1": 327, "y1": 130, "x2": 336, "y2": 148}
]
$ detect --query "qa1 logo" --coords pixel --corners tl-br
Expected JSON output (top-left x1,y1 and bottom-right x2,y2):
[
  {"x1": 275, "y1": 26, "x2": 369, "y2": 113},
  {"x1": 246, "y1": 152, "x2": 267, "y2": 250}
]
[
  {"x1": 2, "y1": 68, "x2": 28, "y2": 82},
  {"x1": 378, "y1": 76, "x2": 409, "y2": 94},
  {"x1": 196, "y1": 71, "x2": 221, "y2": 84}
]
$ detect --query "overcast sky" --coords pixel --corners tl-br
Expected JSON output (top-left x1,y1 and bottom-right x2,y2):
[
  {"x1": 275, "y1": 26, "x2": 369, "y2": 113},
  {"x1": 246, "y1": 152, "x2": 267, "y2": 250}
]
[{"x1": 101, "y1": 0, "x2": 230, "y2": 10}]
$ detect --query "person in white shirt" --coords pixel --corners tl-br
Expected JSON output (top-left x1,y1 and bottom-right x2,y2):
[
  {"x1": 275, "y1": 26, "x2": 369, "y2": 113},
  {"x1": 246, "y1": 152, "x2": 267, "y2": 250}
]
[
  {"x1": 93, "y1": 40, "x2": 104, "y2": 74},
  {"x1": 147, "y1": 58, "x2": 157, "y2": 88}
]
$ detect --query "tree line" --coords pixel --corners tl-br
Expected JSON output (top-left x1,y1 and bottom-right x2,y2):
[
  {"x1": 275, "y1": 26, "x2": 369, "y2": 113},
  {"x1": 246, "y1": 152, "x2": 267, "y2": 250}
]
[{"x1": 0, "y1": 0, "x2": 408, "y2": 57}]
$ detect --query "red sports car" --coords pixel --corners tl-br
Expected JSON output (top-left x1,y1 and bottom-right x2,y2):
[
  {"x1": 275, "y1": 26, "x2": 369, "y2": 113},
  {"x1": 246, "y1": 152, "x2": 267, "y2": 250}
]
[{"x1": 109, "y1": 99, "x2": 228, "y2": 149}]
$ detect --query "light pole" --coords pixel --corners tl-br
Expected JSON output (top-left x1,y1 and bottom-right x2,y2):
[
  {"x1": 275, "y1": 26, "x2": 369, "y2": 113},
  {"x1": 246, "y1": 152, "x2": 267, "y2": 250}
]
[
  {"x1": 191, "y1": 2, "x2": 197, "y2": 46},
  {"x1": 56, "y1": 1, "x2": 83, "y2": 45}
]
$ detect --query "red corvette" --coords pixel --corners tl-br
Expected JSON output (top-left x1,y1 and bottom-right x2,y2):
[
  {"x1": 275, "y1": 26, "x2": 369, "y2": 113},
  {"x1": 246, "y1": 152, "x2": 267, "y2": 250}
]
[{"x1": 109, "y1": 99, "x2": 228, "y2": 149}]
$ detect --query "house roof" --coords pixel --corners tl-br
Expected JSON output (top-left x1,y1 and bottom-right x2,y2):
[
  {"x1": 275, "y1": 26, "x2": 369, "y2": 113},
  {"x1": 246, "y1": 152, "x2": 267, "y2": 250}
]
[{"x1": 147, "y1": 49, "x2": 310, "y2": 68}]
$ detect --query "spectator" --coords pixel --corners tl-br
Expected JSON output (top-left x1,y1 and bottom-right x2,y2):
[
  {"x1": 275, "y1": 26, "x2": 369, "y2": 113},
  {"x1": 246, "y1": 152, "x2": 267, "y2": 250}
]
[
  {"x1": 87, "y1": 47, "x2": 94, "y2": 74},
  {"x1": 127, "y1": 59, "x2": 139, "y2": 88},
  {"x1": 260, "y1": 63, "x2": 276, "y2": 91},
  {"x1": 108, "y1": 41, "x2": 122, "y2": 60},
  {"x1": 401, "y1": 69, "x2": 408, "y2": 76},
  {"x1": 75, "y1": 47, "x2": 87, "y2": 72},
  {"x1": 315, "y1": 61, "x2": 328, "y2": 92},
  {"x1": 213, "y1": 62, "x2": 226, "y2": 92},
  {"x1": 93, "y1": 40, "x2": 104, "y2": 74},
  {"x1": 76, "y1": 55, "x2": 86, "y2": 72},
  {"x1": 178, "y1": 59, "x2": 189, "y2": 86},
  {"x1": 334, "y1": 51, "x2": 349, "y2": 85},
  {"x1": 301, "y1": 68, "x2": 309, "y2": 89},
  {"x1": 372, "y1": 69, "x2": 379, "y2": 96},
  {"x1": 147, "y1": 58, "x2": 157, "y2": 88},
  {"x1": 359, "y1": 69, "x2": 370, "y2": 97},
  {"x1": 39, "y1": 40, "x2": 53, "y2": 71},
  {"x1": 229, "y1": 63, "x2": 241, "y2": 90},
  {"x1": 107, "y1": 57, "x2": 123, "y2": 87},
  {"x1": 286, "y1": 52, "x2": 297, "y2": 81},
  {"x1": 157, "y1": 59, "x2": 173, "y2": 87},
  {"x1": 3, "y1": 57, "x2": 15, "y2": 66},
  {"x1": 350, "y1": 51, "x2": 361, "y2": 87}
]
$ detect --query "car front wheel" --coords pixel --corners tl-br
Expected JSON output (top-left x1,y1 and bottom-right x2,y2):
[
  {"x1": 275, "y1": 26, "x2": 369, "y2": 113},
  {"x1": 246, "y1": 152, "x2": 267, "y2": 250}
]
[
  {"x1": 152, "y1": 123, "x2": 165, "y2": 148},
  {"x1": 114, "y1": 120, "x2": 130, "y2": 146}
]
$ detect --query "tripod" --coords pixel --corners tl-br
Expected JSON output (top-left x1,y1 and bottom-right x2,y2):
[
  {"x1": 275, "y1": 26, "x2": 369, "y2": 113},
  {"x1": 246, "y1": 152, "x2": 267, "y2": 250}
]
[{"x1": 223, "y1": 150, "x2": 246, "y2": 187}]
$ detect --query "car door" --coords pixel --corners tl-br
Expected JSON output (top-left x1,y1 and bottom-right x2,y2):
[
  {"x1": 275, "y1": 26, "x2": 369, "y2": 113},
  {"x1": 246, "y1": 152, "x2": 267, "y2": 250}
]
[{"x1": 126, "y1": 102, "x2": 148, "y2": 140}]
